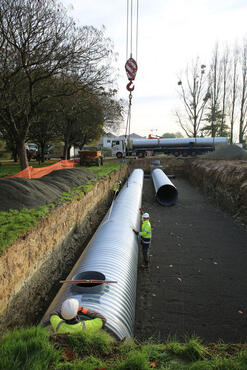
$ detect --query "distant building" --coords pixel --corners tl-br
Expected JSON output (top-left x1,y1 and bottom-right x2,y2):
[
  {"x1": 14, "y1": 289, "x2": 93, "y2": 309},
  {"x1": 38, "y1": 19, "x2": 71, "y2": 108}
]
[{"x1": 98, "y1": 132, "x2": 145, "y2": 148}]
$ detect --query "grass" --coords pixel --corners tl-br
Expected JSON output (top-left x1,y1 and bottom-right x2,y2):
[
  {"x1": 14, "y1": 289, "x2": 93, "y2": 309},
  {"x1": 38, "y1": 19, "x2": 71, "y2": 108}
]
[
  {"x1": 0, "y1": 159, "x2": 124, "y2": 255},
  {"x1": 0, "y1": 160, "x2": 59, "y2": 178},
  {"x1": 88, "y1": 158, "x2": 123, "y2": 177},
  {"x1": 1, "y1": 327, "x2": 247, "y2": 369},
  {"x1": 0, "y1": 326, "x2": 60, "y2": 370},
  {"x1": 0, "y1": 205, "x2": 54, "y2": 255},
  {"x1": 67, "y1": 329, "x2": 115, "y2": 356},
  {"x1": 166, "y1": 336, "x2": 208, "y2": 361},
  {"x1": 0, "y1": 158, "x2": 122, "y2": 178}
]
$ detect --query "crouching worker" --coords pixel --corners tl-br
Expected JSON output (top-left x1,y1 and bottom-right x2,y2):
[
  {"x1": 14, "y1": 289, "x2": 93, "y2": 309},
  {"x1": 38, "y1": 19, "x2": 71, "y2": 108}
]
[{"x1": 50, "y1": 298, "x2": 107, "y2": 334}]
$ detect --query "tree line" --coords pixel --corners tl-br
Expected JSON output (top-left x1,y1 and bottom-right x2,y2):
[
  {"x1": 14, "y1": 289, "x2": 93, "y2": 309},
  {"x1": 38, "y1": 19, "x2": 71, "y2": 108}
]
[
  {"x1": 0, "y1": 0, "x2": 124, "y2": 169},
  {"x1": 176, "y1": 41, "x2": 247, "y2": 145}
]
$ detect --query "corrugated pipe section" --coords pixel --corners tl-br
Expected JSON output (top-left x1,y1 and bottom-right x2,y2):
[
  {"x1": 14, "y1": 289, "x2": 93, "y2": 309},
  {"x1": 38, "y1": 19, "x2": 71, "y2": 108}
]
[
  {"x1": 152, "y1": 168, "x2": 178, "y2": 206},
  {"x1": 41, "y1": 169, "x2": 144, "y2": 340},
  {"x1": 131, "y1": 137, "x2": 228, "y2": 149}
]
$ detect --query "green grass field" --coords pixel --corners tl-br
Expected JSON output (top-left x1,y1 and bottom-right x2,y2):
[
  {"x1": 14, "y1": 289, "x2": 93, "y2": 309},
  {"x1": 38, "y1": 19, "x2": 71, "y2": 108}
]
[
  {"x1": 1, "y1": 327, "x2": 247, "y2": 370},
  {"x1": 0, "y1": 159, "x2": 123, "y2": 256}
]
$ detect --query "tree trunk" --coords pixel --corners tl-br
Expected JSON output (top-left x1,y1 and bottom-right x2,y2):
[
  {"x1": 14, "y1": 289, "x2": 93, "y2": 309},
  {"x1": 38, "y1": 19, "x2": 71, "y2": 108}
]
[
  {"x1": 12, "y1": 147, "x2": 18, "y2": 162},
  {"x1": 63, "y1": 142, "x2": 68, "y2": 160},
  {"x1": 17, "y1": 138, "x2": 28, "y2": 169},
  {"x1": 67, "y1": 146, "x2": 71, "y2": 160},
  {"x1": 40, "y1": 142, "x2": 45, "y2": 163}
]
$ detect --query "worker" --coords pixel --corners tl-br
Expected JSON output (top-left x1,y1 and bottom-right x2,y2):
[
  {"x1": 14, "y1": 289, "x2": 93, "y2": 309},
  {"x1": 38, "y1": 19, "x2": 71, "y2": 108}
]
[
  {"x1": 113, "y1": 180, "x2": 121, "y2": 197},
  {"x1": 133, "y1": 209, "x2": 152, "y2": 267},
  {"x1": 49, "y1": 298, "x2": 107, "y2": 334}
]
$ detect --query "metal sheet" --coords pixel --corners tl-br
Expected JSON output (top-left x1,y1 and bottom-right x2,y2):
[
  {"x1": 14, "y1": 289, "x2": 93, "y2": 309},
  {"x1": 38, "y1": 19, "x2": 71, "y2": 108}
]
[
  {"x1": 41, "y1": 169, "x2": 144, "y2": 340},
  {"x1": 152, "y1": 168, "x2": 178, "y2": 206}
]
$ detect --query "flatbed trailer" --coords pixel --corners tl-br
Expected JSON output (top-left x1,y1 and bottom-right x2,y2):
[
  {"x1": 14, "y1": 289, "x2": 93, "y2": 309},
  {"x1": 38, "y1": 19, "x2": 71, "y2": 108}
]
[
  {"x1": 132, "y1": 145, "x2": 214, "y2": 158},
  {"x1": 112, "y1": 137, "x2": 228, "y2": 158}
]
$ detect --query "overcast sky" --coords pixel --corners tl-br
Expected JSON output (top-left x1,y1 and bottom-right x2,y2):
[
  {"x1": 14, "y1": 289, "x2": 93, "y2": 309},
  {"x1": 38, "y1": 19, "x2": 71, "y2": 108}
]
[{"x1": 61, "y1": 0, "x2": 247, "y2": 137}]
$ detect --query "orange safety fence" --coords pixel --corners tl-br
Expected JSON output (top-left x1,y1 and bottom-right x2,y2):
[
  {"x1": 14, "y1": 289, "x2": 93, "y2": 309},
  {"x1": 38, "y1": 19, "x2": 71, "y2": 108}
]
[{"x1": 11, "y1": 160, "x2": 79, "y2": 179}]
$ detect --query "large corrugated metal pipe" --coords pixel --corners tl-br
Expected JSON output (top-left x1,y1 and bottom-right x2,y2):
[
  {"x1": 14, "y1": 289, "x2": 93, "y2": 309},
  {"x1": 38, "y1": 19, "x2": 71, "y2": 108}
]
[
  {"x1": 152, "y1": 168, "x2": 178, "y2": 206},
  {"x1": 41, "y1": 169, "x2": 144, "y2": 340}
]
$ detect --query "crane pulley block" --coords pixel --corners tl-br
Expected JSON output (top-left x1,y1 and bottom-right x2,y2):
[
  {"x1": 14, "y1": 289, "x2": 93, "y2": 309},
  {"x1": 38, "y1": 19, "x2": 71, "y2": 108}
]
[
  {"x1": 125, "y1": 57, "x2": 138, "y2": 81},
  {"x1": 125, "y1": 57, "x2": 138, "y2": 91}
]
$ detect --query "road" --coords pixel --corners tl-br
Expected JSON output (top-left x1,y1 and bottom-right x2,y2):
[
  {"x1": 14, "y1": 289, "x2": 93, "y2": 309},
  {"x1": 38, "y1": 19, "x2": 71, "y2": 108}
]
[{"x1": 134, "y1": 175, "x2": 247, "y2": 343}]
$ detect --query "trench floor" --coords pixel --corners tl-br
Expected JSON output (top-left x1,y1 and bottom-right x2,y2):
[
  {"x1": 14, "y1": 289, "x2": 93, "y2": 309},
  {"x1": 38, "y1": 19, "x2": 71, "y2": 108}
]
[{"x1": 134, "y1": 176, "x2": 247, "y2": 343}]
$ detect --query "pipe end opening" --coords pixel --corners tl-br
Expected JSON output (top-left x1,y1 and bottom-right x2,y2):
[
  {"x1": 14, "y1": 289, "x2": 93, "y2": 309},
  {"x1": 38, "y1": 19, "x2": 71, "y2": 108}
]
[{"x1": 157, "y1": 185, "x2": 178, "y2": 206}]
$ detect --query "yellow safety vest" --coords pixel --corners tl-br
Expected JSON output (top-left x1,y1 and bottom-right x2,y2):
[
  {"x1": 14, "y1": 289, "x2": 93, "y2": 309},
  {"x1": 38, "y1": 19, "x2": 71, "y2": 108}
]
[
  {"x1": 114, "y1": 182, "x2": 120, "y2": 192},
  {"x1": 50, "y1": 314, "x2": 103, "y2": 334},
  {"x1": 139, "y1": 220, "x2": 151, "y2": 239}
]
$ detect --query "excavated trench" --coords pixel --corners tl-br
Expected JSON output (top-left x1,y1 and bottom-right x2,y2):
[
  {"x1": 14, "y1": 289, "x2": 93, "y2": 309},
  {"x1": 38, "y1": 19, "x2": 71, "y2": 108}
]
[
  {"x1": 0, "y1": 168, "x2": 129, "y2": 332},
  {"x1": 0, "y1": 158, "x2": 247, "y2": 340}
]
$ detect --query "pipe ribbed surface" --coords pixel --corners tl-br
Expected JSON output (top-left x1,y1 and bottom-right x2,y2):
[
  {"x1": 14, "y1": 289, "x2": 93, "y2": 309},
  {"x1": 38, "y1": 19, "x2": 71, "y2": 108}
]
[
  {"x1": 152, "y1": 168, "x2": 178, "y2": 206},
  {"x1": 131, "y1": 137, "x2": 228, "y2": 149},
  {"x1": 41, "y1": 169, "x2": 144, "y2": 340}
]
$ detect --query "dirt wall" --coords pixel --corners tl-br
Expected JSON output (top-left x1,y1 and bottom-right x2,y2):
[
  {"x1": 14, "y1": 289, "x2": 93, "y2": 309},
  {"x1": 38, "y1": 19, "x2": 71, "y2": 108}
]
[
  {"x1": 128, "y1": 156, "x2": 185, "y2": 174},
  {"x1": 0, "y1": 168, "x2": 128, "y2": 332},
  {"x1": 184, "y1": 159, "x2": 247, "y2": 225}
]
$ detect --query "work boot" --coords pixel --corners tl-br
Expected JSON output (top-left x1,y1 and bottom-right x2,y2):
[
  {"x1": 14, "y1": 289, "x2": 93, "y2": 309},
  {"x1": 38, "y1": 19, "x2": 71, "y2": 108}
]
[{"x1": 141, "y1": 260, "x2": 149, "y2": 269}]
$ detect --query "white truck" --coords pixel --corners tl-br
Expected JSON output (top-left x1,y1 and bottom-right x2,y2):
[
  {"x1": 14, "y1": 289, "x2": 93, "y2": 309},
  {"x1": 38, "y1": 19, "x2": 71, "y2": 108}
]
[
  {"x1": 25, "y1": 143, "x2": 39, "y2": 160},
  {"x1": 111, "y1": 137, "x2": 229, "y2": 158}
]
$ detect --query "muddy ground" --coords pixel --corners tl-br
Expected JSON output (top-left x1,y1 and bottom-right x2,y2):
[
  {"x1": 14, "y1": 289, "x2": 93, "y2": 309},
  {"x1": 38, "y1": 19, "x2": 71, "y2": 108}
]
[{"x1": 134, "y1": 175, "x2": 247, "y2": 343}]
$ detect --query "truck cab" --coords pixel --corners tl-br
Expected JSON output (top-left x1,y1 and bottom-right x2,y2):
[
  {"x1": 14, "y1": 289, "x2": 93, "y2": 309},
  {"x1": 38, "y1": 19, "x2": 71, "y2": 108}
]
[
  {"x1": 25, "y1": 143, "x2": 38, "y2": 160},
  {"x1": 111, "y1": 140, "x2": 125, "y2": 158}
]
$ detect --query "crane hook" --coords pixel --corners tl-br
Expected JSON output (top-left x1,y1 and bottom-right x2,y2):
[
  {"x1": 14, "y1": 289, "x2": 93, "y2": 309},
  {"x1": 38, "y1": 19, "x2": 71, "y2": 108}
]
[{"x1": 126, "y1": 80, "x2": 135, "y2": 92}]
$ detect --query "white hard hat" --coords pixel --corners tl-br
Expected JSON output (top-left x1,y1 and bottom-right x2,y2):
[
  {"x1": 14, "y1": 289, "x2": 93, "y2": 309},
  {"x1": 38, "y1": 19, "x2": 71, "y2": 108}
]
[
  {"x1": 143, "y1": 212, "x2": 149, "y2": 219},
  {"x1": 61, "y1": 298, "x2": 79, "y2": 320}
]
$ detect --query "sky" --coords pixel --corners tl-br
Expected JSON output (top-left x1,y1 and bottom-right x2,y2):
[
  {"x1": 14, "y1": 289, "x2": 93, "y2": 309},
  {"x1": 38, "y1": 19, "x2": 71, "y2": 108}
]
[{"x1": 60, "y1": 0, "x2": 247, "y2": 138}]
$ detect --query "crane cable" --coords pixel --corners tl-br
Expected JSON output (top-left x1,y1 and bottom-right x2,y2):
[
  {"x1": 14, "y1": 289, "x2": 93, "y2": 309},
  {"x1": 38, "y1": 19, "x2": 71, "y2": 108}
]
[
  {"x1": 107, "y1": 0, "x2": 138, "y2": 220},
  {"x1": 126, "y1": 0, "x2": 139, "y2": 61},
  {"x1": 125, "y1": 0, "x2": 139, "y2": 185}
]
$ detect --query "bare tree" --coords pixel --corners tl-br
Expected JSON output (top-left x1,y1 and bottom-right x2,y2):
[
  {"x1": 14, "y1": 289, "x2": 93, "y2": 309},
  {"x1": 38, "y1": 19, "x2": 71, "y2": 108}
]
[
  {"x1": 228, "y1": 45, "x2": 239, "y2": 143},
  {"x1": 220, "y1": 47, "x2": 230, "y2": 136},
  {"x1": 176, "y1": 59, "x2": 210, "y2": 137},
  {"x1": 204, "y1": 44, "x2": 224, "y2": 137},
  {"x1": 0, "y1": 0, "x2": 114, "y2": 169},
  {"x1": 239, "y1": 39, "x2": 247, "y2": 143}
]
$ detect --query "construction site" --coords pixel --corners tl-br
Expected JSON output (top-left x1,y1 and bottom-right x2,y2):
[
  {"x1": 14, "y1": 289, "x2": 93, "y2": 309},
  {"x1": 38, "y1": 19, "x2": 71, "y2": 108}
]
[
  {"x1": 1, "y1": 146, "x2": 247, "y2": 346},
  {"x1": 2, "y1": 0, "x2": 247, "y2": 367}
]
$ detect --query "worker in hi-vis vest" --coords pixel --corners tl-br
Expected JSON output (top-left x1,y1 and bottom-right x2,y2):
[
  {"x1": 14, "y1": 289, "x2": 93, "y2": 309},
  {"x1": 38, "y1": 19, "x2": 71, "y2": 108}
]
[
  {"x1": 49, "y1": 298, "x2": 106, "y2": 334},
  {"x1": 133, "y1": 208, "x2": 152, "y2": 267},
  {"x1": 113, "y1": 180, "x2": 121, "y2": 197}
]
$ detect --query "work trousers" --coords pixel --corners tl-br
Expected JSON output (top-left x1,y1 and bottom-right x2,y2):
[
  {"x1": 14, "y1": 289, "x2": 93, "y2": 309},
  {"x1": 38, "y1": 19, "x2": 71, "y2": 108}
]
[{"x1": 141, "y1": 238, "x2": 151, "y2": 264}]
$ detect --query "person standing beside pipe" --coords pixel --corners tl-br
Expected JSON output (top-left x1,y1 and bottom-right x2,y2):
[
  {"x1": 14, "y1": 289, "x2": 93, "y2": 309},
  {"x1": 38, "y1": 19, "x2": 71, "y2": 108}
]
[
  {"x1": 133, "y1": 209, "x2": 152, "y2": 267},
  {"x1": 113, "y1": 180, "x2": 121, "y2": 197},
  {"x1": 49, "y1": 298, "x2": 107, "y2": 334}
]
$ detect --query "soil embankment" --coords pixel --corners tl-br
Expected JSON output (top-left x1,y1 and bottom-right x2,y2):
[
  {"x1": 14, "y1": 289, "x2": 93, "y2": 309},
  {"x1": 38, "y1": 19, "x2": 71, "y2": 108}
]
[
  {"x1": 185, "y1": 159, "x2": 247, "y2": 225},
  {"x1": 0, "y1": 168, "x2": 95, "y2": 211}
]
